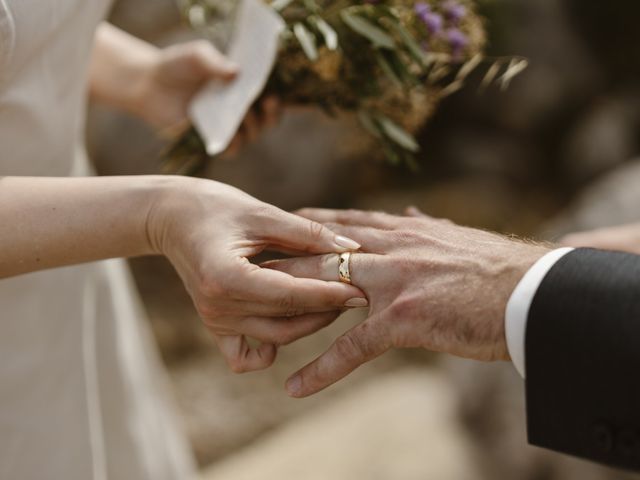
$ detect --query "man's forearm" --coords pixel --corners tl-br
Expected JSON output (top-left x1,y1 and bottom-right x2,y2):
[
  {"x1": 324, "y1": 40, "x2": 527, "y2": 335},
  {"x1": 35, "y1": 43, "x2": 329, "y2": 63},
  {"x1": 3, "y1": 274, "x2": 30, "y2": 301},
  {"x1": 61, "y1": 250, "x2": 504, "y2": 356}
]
[
  {"x1": 0, "y1": 176, "x2": 165, "y2": 278},
  {"x1": 88, "y1": 23, "x2": 159, "y2": 117}
]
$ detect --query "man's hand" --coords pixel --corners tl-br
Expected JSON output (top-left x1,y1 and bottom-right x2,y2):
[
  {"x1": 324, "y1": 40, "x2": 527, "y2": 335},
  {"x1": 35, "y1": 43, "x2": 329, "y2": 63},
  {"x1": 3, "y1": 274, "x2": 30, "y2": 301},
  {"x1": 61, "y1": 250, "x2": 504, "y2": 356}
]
[
  {"x1": 264, "y1": 208, "x2": 549, "y2": 397},
  {"x1": 561, "y1": 223, "x2": 640, "y2": 255}
]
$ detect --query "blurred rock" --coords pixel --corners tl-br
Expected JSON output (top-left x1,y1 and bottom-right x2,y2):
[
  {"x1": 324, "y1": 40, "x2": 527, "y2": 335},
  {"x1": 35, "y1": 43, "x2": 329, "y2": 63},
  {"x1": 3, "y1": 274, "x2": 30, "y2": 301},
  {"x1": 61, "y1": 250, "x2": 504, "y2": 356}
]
[
  {"x1": 201, "y1": 368, "x2": 479, "y2": 480},
  {"x1": 564, "y1": 0, "x2": 640, "y2": 82},
  {"x1": 492, "y1": 0, "x2": 602, "y2": 131},
  {"x1": 168, "y1": 308, "x2": 410, "y2": 467},
  {"x1": 355, "y1": 175, "x2": 557, "y2": 236},
  {"x1": 543, "y1": 159, "x2": 640, "y2": 240},
  {"x1": 200, "y1": 110, "x2": 368, "y2": 210},
  {"x1": 561, "y1": 94, "x2": 640, "y2": 184}
]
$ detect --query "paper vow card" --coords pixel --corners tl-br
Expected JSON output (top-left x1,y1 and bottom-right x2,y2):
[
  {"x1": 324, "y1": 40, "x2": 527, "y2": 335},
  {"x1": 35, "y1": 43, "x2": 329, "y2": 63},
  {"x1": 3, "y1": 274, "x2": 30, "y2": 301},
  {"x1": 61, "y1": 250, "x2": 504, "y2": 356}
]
[{"x1": 188, "y1": 0, "x2": 285, "y2": 156}]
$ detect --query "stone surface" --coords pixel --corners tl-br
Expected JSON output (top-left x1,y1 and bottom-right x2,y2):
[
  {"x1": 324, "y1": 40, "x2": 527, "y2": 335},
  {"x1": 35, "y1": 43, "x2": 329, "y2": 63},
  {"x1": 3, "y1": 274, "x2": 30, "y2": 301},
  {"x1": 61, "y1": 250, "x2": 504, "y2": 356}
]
[
  {"x1": 201, "y1": 368, "x2": 479, "y2": 480},
  {"x1": 543, "y1": 159, "x2": 640, "y2": 240},
  {"x1": 561, "y1": 94, "x2": 640, "y2": 184},
  {"x1": 162, "y1": 306, "x2": 417, "y2": 467}
]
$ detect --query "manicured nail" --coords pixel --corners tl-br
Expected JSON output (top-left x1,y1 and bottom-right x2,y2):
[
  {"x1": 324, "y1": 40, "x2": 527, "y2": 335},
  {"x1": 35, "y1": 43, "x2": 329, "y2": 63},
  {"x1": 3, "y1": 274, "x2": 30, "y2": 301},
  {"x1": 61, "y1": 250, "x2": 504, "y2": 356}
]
[
  {"x1": 344, "y1": 297, "x2": 369, "y2": 308},
  {"x1": 335, "y1": 235, "x2": 361, "y2": 251},
  {"x1": 286, "y1": 375, "x2": 302, "y2": 397}
]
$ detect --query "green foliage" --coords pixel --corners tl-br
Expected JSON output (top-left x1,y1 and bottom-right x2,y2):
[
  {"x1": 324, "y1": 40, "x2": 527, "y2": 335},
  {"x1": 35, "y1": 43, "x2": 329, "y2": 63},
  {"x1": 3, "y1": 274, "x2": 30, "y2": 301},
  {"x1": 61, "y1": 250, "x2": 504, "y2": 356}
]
[{"x1": 168, "y1": 0, "x2": 525, "y2": 172}]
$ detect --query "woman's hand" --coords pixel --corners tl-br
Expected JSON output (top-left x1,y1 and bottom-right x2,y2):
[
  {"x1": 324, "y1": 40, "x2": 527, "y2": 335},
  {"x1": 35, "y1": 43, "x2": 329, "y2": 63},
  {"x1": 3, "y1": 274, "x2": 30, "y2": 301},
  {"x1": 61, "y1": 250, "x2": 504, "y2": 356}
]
[
  {"x1": 560, "y1": 223, "x2": 640, "y2": 255},
  {"x1": 148, "y1": 179, "x2": 366, "y2": 373},
  {"x1": 264, "y1": 208, "x2": 548, "y2": 397},
  {"x1": 0, "y1": 176, "x2": 363, "y2": 374},
  {"x1": 90, "y1": 24, "x2": 280, "y2": 152}
]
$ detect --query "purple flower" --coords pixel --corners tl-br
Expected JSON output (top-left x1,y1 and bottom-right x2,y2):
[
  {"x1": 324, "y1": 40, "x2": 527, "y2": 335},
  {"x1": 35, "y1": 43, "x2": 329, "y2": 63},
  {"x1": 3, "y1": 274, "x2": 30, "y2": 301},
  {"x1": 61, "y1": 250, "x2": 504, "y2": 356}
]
[
  {"x1": 415, "y1": 3, "x2": 444, "y2": 35},
  {"x1": 446, "y1": 28, "x2": 468, "y2": 58},
  {"x1": 414, "y1": 2, "x2": 431, "y2": 17},
  {"x1": 443, "y1": 0, "x2": 467, "y2": 23},
  {"x1": 422, "y1": 12, "x2": 443, "y2": 34}
]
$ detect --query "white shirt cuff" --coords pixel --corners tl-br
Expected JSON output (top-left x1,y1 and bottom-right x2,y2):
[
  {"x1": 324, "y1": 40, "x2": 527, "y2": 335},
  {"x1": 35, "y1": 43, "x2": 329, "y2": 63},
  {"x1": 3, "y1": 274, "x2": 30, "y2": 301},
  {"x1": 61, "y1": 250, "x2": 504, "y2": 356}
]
[{"x1": 505, "y1": 247, "x2": 575, "y2": 378}]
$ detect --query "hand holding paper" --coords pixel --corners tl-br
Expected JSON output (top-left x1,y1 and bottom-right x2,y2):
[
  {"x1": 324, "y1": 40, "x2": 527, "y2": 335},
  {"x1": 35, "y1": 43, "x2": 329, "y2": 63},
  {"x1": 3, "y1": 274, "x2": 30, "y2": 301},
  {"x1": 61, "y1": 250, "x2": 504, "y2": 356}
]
[{"x1": 188, "y1": 0, "x2": 285, "y2": 156}]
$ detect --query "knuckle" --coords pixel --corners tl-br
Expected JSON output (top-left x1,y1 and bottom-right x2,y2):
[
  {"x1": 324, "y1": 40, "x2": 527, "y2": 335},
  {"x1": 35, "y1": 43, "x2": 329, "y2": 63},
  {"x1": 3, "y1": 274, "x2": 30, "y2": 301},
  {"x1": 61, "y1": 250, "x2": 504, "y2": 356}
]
[
  {"x1": 334, "y1": 333, "x2": 364, "y2": 362},
  {"x1": 319, "y1": 254, "x2": 335, "y2": 278},
  {"x1": 277, "y1": 292, "x2": 302, "y2": 317},
  {"x1": 391, "y1": 229, "x2": 421, "y2": 245},
  {"x1": 191, "y1": 39, "x2": 214, "y2": 57},
  {"x1": 374, "y1": 254, "x2": 412, "y2": 279},
  {"x1": 389, "y1": 295, "x2": 418, "y2": 319},
  {"x1": 195, "y1": 298, "x2": 220, "y2": 320},
  {"x1": 250, "y1": 204, "x2": 278, "y2": 225},
  {"x1": 307, "y1": 220, "x2": 326, "y2": 242},
  {"x1": 323, "y1": 222, "x2": 342, "y2": 232}
]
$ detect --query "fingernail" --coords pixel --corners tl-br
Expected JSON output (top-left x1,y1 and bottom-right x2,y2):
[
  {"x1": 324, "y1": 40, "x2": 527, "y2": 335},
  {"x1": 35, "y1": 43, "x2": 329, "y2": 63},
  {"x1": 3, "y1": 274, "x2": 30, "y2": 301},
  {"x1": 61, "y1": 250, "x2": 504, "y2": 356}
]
[
  {"x1": 345, "y1": 297, "x2": 369, "y2": 308},
  {"x1": 286, "y1": 375, "x2": 302, "y2": 397},
  {"x1": 335, "y1": 235, "x2": 361, "y2": 251}
]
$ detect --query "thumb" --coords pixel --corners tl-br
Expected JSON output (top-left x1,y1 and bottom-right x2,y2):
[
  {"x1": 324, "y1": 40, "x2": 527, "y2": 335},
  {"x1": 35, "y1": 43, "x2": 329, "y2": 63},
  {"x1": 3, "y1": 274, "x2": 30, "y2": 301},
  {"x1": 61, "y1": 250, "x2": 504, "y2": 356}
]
[
  {"x1": 188, "y1": 40, "x2": 238, "y2": 80},
  {"x1": 285, "y1": 315, "x2": 390, "y2": 398},
  {"x1": 257, "y1": 208, "x2": 361, "y2": 254}
]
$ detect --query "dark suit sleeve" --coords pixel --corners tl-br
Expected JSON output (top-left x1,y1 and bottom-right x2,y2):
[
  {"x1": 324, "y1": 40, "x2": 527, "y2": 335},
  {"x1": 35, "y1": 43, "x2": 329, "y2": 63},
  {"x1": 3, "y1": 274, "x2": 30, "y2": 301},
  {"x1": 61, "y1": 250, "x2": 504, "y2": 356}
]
[{"x1": 525, "y1": 248, "x2": 640, "y2": 471}]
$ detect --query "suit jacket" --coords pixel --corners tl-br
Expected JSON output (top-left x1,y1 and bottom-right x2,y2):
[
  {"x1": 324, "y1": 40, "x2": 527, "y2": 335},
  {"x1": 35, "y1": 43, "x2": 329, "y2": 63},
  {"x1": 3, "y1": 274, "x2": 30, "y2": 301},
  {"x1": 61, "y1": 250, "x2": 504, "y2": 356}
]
[{"x1": 526, "y1": 248, "x2": 640, "y2": 471}]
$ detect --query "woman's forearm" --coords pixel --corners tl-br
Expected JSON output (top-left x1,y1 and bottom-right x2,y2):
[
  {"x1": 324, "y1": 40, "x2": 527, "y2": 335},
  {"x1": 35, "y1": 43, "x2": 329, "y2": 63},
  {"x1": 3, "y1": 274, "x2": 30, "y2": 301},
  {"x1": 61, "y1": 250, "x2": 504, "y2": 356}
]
[
  {"x1": 88, "y1": 22, "x2": 159, "y2": 117},
  {"x1": 0, "y1": 175, "x2": 165, "y2": 278}
]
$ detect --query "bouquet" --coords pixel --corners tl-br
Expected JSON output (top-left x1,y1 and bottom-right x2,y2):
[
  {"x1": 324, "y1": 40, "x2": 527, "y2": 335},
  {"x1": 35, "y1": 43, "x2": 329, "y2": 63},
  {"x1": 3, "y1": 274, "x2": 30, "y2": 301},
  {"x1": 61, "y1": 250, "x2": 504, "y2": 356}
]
[{"x1": 165, "y1": 0, "x2": 527, "y2": 173}]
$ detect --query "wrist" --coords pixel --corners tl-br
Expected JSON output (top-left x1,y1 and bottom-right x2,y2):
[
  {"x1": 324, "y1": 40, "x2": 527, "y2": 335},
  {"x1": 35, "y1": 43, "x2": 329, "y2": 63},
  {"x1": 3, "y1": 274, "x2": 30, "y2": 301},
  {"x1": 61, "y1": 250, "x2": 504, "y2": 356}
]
[
  {"x1": 143, "y1": 175, "x2": 192, "y2": 256},
  {"x1": 122, "y1": 50, "x2": 162, "y2": 121},
  {"x1": 504, "y1": 246, "x2": 574, "y2": 375},
  {"x1": 491, "y1": 243, "x2": 551, "y2": 361}
]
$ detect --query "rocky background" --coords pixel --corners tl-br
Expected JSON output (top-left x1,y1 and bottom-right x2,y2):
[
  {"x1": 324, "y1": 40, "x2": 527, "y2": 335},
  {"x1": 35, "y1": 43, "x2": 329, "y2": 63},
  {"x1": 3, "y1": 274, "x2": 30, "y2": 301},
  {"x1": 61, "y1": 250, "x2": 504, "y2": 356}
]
[{"x1": 90, "y1": 0, "x2": 640, "y2": 478}]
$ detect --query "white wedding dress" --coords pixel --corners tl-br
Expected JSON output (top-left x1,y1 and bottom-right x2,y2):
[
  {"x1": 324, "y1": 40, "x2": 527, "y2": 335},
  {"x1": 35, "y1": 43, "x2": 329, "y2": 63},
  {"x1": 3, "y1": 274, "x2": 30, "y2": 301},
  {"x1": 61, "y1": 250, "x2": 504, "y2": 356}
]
[{"x1": 0, "y1": 1, "x2": 196, "y2": 479}]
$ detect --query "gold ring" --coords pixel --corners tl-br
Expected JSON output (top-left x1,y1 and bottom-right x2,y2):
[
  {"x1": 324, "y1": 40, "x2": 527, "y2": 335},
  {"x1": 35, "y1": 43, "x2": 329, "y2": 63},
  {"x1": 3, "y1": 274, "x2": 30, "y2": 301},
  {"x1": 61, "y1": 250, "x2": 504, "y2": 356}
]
[{"x1": 338, "y1": 252, "x2": 352, "y2": 284}]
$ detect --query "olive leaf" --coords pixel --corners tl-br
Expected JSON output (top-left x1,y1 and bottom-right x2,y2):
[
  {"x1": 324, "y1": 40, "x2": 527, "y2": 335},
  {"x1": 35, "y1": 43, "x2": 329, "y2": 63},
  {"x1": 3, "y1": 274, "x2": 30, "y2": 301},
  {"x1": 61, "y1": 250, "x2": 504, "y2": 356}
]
[
  {"x1": 357, "y1": 110, "x2": 383, "y2": 138},
  {"x1": 303, "y1": 0, "x2": 320, "y2": 13},
  {"x1": 376, "y1": 51, "x2": 403, "y2": 87},
  {"x1": 456, "y1": 53, "x2": 482, "y2": 81},
  {"x1": 386, "y1": 19, "x2": 429, "y2": 67},
  {"x1": 271, "y1": 0, "x2": 294, "y2": 12},
  {"x1": 377, "y1": 115, "x2": 420, "y2": 152},
  {"x1": 293, "y1": 22, "x2": 319, "y2": 61},
  {"x1": 311, "y1": 16, "x2": 339, "y2": 50},
  {"x1": 340, "y1": 10, "x2": 395, "y2": 49}
]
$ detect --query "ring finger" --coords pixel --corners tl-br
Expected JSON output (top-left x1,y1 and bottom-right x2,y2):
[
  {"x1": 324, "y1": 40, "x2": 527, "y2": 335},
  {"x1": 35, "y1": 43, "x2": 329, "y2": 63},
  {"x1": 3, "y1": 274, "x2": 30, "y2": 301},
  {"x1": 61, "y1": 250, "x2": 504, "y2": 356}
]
[{"x1": 261, "y1": 252, "x2": 377, "y2": 289}]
